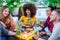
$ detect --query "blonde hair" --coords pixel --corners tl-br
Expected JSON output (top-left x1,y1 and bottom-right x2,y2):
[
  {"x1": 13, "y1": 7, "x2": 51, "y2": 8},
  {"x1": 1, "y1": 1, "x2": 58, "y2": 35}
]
[{"x1": 0, "y1": 6, "x2": 11, "y2": 29}]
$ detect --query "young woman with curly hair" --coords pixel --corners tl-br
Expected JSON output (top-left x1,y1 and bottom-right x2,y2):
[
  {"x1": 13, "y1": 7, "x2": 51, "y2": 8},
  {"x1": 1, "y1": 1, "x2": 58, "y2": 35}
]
[{"x1": 19, "y1": 3, "x2": 37, "y2": 28}]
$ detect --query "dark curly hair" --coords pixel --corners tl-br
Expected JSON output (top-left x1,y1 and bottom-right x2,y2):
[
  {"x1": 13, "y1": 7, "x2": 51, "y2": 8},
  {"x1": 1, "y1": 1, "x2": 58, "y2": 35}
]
[{"x1": 23, "y1": 3, "x2": 37, "y2": 17}]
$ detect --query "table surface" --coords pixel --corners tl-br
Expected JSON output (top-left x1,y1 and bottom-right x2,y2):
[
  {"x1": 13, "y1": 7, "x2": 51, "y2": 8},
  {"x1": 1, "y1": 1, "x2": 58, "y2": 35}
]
[{"x1": 16, "y1": 31, "x2": 35, "y2": 40}]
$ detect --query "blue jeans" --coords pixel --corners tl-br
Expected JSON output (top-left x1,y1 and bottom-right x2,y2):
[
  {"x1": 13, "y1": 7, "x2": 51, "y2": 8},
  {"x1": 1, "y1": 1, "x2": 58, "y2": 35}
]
[{"x1": 1, "y1": 36, "x2": 7, "y2": 40}]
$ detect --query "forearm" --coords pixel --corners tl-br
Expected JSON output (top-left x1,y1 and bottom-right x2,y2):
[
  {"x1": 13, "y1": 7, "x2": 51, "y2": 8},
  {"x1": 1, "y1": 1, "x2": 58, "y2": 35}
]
[
  {"x1": 30, "y1": 22, "x2": 35, "y2": 27},
  {"x1": 0, "y1": 24, "x2": 16, "y2": 36},
  {"x1": 0, "y1": 21, "x2": 6, "y2": 28}
]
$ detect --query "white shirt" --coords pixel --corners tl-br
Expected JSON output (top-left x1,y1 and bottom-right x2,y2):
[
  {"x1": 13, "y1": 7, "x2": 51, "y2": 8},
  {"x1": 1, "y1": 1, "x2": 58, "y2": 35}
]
[{"x1": 48, "y1": 22, "x2": 60, "y2": 40}]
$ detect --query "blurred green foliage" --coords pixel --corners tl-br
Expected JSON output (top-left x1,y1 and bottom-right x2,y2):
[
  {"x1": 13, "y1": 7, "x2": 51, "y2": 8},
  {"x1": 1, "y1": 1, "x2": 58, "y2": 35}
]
[
  {"x1": 0, "y1": 0, "x2": 60, "y2": 11},
  {"x1": 47, "y1": 0, "x2": 60, "y2": 8},
  {"x1": 0, "y1": 0, "x2": 22, "y2": 12},
  {"x1": 47, "y1": 0, "x2": 57, "y2": 7},
  {"x1": 5, "y1": 0, "x2": 22, "y2": 12}
]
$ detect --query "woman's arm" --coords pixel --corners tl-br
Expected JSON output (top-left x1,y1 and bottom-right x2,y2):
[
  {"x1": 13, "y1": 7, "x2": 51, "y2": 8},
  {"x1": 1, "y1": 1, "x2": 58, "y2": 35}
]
[
  {"x1": 0, "y1": 24, "x2": 16, "y2": 36},
  {"x1": 0, "y1": 21, "x2": 6, "y2": 28},
  {"x1": 30, "y1": 21, "x2": 35, "y2": 27},
  {"x1": 10, "y1": 16, "x2": 18, "y2": 31}
]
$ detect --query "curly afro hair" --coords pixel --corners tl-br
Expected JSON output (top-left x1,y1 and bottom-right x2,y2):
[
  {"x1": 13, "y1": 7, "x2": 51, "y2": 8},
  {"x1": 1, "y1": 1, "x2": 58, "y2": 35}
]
[{"x1": 23, "y1": 3, "x2": 37, "y2": 17}]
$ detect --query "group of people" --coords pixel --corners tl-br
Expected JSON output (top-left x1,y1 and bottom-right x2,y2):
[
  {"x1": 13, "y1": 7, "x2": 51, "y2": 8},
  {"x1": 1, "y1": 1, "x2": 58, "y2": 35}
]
[{"x1": 0, "y1": 3, "x2": 60, "y2": 40}]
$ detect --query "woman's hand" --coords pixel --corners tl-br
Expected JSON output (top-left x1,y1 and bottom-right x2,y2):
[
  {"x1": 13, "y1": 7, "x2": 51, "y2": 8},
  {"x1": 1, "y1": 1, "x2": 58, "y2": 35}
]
[
  {"x1": 8, "y1": 31, "x2": 16, "y2": 36},
  {"x1": 33, "y1": 34, "x2": 39, "y2": 40},
  {"x1": 40, "y1": 24, "x2": 44, "y2": 28},
  {"x1": 39, "y1": 31, "x2": 46, "y2": 36},
  {"x1": 0, "y1": 21, "x2": 6, "y2": 28}
]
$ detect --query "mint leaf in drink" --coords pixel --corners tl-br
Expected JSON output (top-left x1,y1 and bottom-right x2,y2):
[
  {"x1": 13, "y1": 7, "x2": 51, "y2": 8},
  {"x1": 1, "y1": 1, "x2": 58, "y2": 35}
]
[
  {"x1": 18, "y1": 22, "x2": 22, "y2": 28},
  {"x1": 16, "y1": 30, "x2": 20, "y2": 35},
  {"x1": 27, "y1": 18, "x2": 31, "y2": 25},
  {"x1": 35, "y1": 31, "x2": 39, "y2": 35},
  {"x1": 35, "y1": 21, "x2": 39, "y2": 27}
]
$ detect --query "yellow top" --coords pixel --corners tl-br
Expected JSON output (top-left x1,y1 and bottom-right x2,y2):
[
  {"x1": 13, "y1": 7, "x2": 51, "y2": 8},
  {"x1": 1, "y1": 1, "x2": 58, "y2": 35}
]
[{"x1": 20, "y1": 16, "x2": 36, "y2": 26}]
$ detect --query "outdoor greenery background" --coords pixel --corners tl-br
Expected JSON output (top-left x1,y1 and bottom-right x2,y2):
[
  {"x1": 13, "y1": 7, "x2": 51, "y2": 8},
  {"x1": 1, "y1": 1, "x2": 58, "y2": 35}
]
[{"x1": 0, "y1": 0, "x2": 60, "y2": 12}]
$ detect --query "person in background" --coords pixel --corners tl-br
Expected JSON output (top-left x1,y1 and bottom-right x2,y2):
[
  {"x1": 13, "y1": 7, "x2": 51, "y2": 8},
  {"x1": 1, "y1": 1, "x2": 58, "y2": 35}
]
[
  {"x1": 0, "y1": 6, "x2": 17, "y2": 31},
  {"x1": 48, "y1": 10, "x2": 60, "y2": 40},
  {"x1": 40, "y1": 6, "x2": 56, "y2": 35},
  {"x1": 19, "y1": 3, "x2": 37, "y2": 28}
]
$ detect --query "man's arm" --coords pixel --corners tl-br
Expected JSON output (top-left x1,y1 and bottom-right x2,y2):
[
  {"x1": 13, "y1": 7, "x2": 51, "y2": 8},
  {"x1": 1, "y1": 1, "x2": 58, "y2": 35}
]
[{"x1": 48, "y1": 25, "x2": 60, "y2": 40}]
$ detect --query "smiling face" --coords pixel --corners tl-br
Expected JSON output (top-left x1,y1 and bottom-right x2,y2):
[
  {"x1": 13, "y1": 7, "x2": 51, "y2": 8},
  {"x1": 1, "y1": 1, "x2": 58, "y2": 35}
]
[
  {"x1": 2, "y1": 8, "x2": 9, "y2": 17},
  {"x1": 50, "y1": 11, "x2": 57, "y2": 22},
  {"x1": 46, "y1": 7, "x2": 52, "y2": 16},
  {"x1": 26, "y1": 9, "x2": 31, "y2": 16}
]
